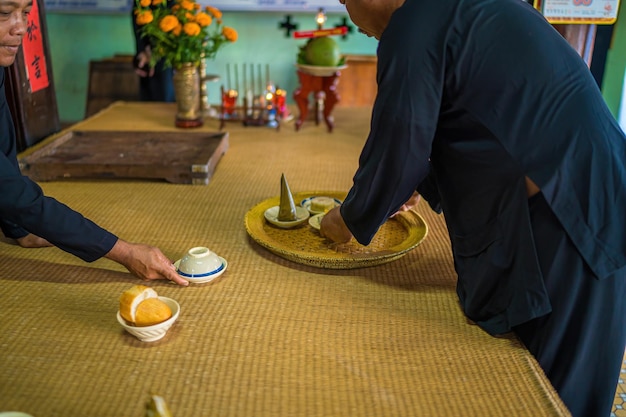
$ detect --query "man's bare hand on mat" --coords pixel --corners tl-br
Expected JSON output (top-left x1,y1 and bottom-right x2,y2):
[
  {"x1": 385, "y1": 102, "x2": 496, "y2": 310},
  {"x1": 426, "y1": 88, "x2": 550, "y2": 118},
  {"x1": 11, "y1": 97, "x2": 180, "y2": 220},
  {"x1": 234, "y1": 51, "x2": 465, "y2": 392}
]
[
  {"x1": 106, "y1": 239, "x2": 189, "y2": 286},
  {"x1": 16, "y1": 233, "x2": 53, "y2": 248},
  {"x1": 320, "y1": 207, "x2": 353, "y2": 244}
]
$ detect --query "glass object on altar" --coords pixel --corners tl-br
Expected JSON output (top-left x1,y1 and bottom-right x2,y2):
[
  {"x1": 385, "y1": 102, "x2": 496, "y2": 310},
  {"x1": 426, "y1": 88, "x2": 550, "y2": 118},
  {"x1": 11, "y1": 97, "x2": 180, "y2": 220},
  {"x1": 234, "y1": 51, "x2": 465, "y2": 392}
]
[
  {"x1": 315, "y1": 8, "x2": 327, "y2": 29},
  {"x1": 218, "y1": 62, "x2": 284, "y2": 130},
  {"x1": 222, "y1": 88, "x2": 238, "y2": 116}
]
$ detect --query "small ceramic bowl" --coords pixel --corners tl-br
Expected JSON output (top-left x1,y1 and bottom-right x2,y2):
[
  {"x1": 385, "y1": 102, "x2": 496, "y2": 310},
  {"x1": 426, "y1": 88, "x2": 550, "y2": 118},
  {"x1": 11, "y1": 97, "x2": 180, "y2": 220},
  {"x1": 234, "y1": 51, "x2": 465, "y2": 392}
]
[
  {"x1": 174, "y1": 246, "x2": 227, "y2": 284},
  {"x1": 308, "y1": 213, "x2": 325, "y2": 231},
  {"x1": 264, "y1": 205, "x2": 310, "y2": 229},
  {"x1": 301, "y1": 196, "x2": 342, "y2": 215},
  {"x1": 117, "y1": 296, "x2": 180, "y2": 342}
]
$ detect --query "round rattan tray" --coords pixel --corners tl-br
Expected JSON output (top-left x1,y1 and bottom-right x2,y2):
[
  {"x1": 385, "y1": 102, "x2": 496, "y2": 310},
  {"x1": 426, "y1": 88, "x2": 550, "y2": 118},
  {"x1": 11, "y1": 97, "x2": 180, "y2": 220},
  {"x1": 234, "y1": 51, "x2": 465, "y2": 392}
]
[{"x1": 244, "y1": 191, "x2": 428, "y2": 269}]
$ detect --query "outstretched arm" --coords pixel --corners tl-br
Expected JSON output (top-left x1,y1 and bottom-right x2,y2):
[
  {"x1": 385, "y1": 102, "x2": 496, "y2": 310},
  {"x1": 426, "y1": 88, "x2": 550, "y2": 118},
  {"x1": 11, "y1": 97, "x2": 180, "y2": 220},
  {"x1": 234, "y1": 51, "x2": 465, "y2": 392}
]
[{"x1": 105, "y1": 239, "x2": 189, "y2": 286}]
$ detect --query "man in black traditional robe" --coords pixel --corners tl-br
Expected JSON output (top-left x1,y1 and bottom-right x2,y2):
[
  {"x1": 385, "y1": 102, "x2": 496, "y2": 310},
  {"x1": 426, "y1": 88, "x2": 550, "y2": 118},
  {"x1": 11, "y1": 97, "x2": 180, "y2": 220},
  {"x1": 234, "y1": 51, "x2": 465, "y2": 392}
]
[{"x1": 322, "y1": 0, "x2": 626, "y2": 415}]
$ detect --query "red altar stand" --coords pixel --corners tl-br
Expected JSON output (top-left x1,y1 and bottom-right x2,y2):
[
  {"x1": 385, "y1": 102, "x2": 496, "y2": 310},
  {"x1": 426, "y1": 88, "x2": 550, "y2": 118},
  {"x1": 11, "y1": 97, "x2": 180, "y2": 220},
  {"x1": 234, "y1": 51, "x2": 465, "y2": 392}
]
[{"x1": 293, "y1": 69, "x2": 341, "y2": 132}]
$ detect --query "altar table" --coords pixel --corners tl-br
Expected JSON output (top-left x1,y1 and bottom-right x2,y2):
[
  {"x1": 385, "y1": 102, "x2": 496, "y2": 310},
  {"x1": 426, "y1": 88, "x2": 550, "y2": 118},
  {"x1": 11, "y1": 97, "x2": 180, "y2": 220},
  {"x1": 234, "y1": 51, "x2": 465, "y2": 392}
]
[
  {"x1": 293, "y1": 70, "x2": 341, "y2": 132},
  {"x1": 0, "y1": 102, "x2": 570, "y2": 417}
]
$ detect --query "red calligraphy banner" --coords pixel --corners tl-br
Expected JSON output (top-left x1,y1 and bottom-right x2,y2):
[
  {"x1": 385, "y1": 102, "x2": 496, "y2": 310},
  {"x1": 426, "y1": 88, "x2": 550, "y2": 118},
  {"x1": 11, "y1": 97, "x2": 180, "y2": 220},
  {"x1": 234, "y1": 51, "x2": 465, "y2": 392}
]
[
  {"x1": 293, "y1": 26, "x2": 348, "y2": 39},
  {"x1": 22, "y1": 0, "x2": 49, "y2": 93}
]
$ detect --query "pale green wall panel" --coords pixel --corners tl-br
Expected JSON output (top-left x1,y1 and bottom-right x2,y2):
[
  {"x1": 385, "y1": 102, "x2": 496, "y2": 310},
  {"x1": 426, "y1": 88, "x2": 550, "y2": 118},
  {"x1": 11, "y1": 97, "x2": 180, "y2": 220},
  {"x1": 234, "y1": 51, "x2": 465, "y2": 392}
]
[
  {"x1": 46, "y1": 11, "x2": 378, "y2": 123},
  {"x1": 47, "y1": 14, "x2": 136, "y2": 122},
  {"x1": 45, "y1": 9, "x2": 626, "y2": 124}
]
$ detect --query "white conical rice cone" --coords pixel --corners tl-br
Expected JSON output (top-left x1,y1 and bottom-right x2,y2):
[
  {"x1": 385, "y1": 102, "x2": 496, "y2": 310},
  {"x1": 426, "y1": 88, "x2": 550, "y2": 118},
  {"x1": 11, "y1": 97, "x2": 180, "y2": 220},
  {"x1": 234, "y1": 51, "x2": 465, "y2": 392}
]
[{"x1": 278, "y1": 173, "x2": 297, "y2": 221}]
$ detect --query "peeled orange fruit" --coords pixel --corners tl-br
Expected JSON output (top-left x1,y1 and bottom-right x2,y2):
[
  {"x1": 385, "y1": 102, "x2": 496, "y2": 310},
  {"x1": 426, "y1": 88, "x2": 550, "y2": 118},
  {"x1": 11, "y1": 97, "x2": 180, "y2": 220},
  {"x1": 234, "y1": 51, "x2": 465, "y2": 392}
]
[
  {"x1": 119, "y1": 285, "x2": 172, "y2": 326},
  {"x1": 134, "y1": 298, "x2": 173, "y2": 327}
]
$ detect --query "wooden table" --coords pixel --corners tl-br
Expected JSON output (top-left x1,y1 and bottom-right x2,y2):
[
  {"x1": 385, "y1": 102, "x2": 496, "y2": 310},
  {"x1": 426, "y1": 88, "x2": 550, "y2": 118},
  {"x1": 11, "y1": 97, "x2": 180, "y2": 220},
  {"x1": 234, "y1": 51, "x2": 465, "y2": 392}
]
[
  {"x1": 293, "y1": 70, "x2": 341, "y2": 132},
  {"x1": 0, "y1": 102, "x2": 570, "y2": 417}
]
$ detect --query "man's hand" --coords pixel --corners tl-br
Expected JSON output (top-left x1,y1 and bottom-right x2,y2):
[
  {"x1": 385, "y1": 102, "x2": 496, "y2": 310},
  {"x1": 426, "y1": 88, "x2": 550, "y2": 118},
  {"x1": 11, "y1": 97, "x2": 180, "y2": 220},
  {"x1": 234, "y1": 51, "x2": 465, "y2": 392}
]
[
  {"x1": 320, "y1": 207, "x2": 353, "y2": 243},
  {"x1": 16, "y1": 233, "x2": 53, "y2": 248},
  {"x1": 134, "y1": 47, "x2": 155, "y2": 78},
  {"x1": 105, "y1": 239, "x2": 189, "y2": 286}
]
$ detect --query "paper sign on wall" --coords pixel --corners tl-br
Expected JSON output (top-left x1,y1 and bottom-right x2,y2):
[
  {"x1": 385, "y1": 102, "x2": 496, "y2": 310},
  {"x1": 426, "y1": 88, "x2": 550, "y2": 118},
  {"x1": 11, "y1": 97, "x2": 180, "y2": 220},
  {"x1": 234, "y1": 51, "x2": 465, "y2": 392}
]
[{"x1": 533, "y1": 0, "x2": 621, "y2": 24}]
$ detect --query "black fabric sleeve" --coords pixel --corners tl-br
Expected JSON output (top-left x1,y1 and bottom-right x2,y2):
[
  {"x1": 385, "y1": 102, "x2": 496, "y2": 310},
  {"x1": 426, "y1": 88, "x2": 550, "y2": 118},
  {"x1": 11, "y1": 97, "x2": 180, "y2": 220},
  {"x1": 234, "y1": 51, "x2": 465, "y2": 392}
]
[
  {"x1": 340, "y1": 17, "x2": 444, "y2": 245},
  {"x1": 0, "y1": 68, "x2": 118, "y2": 262},
  {"x1": 416, "y1": 165, "x2": 442, "y2": 214}
]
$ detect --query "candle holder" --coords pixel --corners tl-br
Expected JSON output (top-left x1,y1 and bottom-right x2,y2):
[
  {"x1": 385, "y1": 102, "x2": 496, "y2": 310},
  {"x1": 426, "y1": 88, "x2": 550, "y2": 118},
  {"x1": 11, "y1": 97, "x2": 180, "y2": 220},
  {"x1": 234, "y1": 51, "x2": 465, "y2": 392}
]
[{"x1": 218, "y1": 62, "x2": 285, "y2": 131}]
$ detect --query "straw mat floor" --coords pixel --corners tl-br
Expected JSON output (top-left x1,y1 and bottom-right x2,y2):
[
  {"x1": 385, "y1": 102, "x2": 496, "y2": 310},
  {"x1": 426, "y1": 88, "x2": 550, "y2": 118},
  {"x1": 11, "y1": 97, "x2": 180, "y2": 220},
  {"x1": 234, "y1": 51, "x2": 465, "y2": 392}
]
[
  {"x1": 0, "y1": 103, "x2": 573, "y2": 416},
  {"x1": 613, "y1": 357, "x2": 626, "y2": 416}
]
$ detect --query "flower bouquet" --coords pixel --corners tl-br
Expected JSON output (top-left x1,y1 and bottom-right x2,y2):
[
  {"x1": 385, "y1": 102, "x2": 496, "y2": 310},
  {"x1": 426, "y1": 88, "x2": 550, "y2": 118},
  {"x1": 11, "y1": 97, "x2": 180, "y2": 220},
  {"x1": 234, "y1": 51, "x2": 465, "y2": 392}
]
[
  {"x1": 134, "y1": 0, "x2": 238, "y2": 127},
  {"x1": 134, "y1": 0, "x2": 238, "y2": 69}
]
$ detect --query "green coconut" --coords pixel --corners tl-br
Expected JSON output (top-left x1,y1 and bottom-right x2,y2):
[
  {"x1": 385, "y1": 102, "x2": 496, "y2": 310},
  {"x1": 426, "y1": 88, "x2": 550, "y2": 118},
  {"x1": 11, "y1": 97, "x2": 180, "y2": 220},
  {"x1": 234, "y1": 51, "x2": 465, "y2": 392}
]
[{"x1": 301, "y1": 36, "x2": 341, "y2": 67}]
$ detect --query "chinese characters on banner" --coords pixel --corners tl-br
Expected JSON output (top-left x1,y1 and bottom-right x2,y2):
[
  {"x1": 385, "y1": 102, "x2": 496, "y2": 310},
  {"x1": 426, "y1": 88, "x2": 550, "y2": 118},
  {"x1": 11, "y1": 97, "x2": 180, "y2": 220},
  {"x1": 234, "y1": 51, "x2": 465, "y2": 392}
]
[
  {"x1": 533, "y1": 0, "x2": 621, "y2": 24},
  {"x1": 22, "y1": 0, "x2": 49, "y2": 93}
]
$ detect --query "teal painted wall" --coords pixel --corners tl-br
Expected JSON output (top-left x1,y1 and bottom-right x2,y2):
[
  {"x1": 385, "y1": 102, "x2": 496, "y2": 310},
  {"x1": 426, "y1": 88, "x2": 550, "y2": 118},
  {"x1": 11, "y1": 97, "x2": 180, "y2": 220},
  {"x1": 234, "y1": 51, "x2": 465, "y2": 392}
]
[
  {"x1": 46, "y1": 10, "x2": 625, "y2": 123},
  {"x1": 46, "y1": 11, "x2": 378, "y2": 123}
]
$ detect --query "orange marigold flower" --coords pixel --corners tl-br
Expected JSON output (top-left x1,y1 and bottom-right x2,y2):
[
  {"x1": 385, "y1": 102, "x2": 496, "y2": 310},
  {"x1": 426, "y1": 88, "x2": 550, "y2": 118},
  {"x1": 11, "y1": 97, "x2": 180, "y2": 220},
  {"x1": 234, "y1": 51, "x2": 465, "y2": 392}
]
[
  {"x1": 206, "y1": 6, "x2": 221, "y2": 19},
  {"x1": 135, "y1": 10, "x2": 154, "y2": 25},
  {"x1": 183, "y1": 22, "x2": 201, "y2": 36},
  {"x1": 135, "y1": 0, "x2": 236, "y2": 68},
  {"x1": 180, "y1": 0, "x2": 194, "y2": 11},
  {"x1": 159, "y1": 15, "x2": 179, "y2": 32},
  {"x1": 222, "y1": 26, "x2": 238, "y2": 42},
  {"x1": 195, "y1": 12, "x2": 212, "y2": 27}
]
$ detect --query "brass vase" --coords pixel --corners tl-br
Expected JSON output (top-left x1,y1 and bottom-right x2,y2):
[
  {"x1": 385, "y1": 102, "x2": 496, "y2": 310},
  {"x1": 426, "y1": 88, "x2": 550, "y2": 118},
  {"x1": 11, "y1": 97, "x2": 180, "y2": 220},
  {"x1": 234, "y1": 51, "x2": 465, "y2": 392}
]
[{"x1": 172, "y1": 62, "x2": 203, "y2": 128}]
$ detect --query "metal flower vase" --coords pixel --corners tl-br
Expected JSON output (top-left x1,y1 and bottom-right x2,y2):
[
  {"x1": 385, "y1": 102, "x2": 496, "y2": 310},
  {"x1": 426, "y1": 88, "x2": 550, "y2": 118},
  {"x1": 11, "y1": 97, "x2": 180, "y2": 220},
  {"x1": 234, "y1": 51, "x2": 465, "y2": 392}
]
[{"x1": 173, "y1": 62, "x2": 203, "y2": 128}]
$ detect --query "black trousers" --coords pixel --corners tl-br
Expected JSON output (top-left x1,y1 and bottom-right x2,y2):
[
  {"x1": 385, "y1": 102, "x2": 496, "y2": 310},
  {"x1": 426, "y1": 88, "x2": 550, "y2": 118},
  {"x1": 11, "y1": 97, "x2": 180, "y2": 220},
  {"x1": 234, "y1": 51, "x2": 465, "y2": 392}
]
[
  {"x1": 514, "y1": 193, "x2": 626, "y2": 417},
  {"x1": 139, "y1": 63, "x2": 175, "y2": 103}
]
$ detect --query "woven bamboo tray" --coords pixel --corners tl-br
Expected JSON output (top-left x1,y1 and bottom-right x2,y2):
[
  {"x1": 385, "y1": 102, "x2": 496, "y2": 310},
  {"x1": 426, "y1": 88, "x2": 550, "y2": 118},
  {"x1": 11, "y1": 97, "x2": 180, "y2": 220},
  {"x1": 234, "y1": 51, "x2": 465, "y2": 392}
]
[{"x1": 245, "y1": 191, "x2": 428, "y2": 269}]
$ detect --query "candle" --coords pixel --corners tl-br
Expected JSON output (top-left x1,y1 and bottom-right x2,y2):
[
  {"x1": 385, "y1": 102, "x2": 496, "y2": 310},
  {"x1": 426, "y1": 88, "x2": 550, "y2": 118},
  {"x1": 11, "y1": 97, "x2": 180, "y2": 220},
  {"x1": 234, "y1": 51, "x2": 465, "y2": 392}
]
[
  {"x1": 234, "y1": 63, "x2": 239, "y2": 93},
  {"x1": 226, "y1": 63, "x2": 231, "y2": 90},
  {"x1": 250, "y1": 63, "x2": 255, "y2": 97},
  {"x1": 243, "y1": 63, "x2": 247, "y2": 96}
]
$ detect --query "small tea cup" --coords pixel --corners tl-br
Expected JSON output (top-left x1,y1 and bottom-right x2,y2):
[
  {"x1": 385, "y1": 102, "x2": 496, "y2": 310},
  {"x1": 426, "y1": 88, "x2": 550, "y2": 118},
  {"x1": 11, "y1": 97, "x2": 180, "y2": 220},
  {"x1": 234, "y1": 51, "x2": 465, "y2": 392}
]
[{"x1": 176, "y1": 246, "x2": 224, "y2": 279}]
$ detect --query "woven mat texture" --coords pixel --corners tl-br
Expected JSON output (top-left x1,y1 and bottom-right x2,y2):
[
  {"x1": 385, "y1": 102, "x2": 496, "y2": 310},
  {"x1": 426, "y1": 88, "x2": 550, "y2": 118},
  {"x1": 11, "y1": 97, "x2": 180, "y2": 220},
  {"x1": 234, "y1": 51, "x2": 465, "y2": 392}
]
[{"x1": 0, "y1": 103, "x2": 570, "y2": 417}]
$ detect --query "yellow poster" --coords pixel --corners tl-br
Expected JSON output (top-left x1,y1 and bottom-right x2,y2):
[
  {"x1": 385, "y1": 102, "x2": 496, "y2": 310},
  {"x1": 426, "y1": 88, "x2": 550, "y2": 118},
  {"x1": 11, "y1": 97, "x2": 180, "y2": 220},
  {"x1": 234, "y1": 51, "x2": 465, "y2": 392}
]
[{"x1": 533, "y1": 0, "x2": 620, "y2": 23}]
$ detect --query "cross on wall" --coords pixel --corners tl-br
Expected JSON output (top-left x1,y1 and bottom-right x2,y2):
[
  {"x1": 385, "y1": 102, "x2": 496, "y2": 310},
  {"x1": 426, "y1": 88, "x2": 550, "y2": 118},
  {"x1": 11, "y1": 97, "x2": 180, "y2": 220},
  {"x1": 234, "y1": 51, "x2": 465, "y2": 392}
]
[
  {"x1": 279, "y1": 15, "x2": 354, "y2": 39},
  {"x1": 278, "y1": 15, "x2": 298, "y2": 37}
]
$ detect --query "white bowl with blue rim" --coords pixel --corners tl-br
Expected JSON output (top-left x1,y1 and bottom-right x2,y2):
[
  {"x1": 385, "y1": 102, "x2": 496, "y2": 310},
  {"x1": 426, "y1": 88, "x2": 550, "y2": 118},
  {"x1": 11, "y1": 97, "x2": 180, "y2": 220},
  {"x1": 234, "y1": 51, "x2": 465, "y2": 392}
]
[{"x1": 174, "y1": 246, "x2": 227, "y2": 284}]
